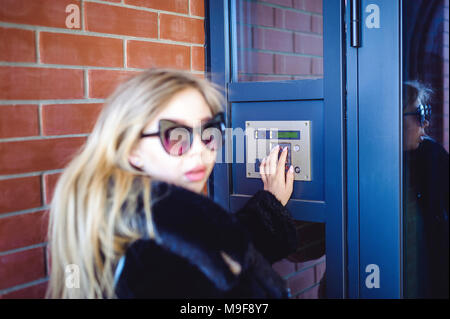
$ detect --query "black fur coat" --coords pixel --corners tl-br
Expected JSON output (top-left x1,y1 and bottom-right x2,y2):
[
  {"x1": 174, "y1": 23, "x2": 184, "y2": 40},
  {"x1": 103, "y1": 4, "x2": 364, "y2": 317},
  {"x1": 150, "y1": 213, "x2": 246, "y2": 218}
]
[{"x1": 114, "y1": 180, "x2": 298, "y2": 299}]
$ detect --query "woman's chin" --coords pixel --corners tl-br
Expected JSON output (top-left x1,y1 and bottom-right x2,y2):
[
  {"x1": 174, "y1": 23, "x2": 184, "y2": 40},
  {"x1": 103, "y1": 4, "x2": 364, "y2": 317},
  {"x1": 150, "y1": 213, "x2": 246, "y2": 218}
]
[{"x1": 180, "y1": 180, "x2": 205, "y2": 194}]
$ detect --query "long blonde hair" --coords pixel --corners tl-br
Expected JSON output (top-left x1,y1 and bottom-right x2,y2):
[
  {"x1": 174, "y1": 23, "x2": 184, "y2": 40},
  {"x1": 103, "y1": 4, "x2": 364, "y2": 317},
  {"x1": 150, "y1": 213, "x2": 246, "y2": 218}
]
[{"x1": 46, "y1": 69, "x2": 223, "y2": 298}]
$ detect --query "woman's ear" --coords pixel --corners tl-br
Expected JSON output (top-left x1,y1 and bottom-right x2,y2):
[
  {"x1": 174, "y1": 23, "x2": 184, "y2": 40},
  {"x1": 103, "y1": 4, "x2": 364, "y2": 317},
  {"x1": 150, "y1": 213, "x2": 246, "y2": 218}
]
[{"x1": 128, "y1": 149, "x2": 143, "y2": 168}]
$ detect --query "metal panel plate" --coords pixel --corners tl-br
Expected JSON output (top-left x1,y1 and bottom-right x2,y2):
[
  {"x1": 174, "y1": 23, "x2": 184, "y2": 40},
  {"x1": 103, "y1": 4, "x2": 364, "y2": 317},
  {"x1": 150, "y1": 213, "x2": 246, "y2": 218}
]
[{"x1": 245, "y1": 120, "x2": 312, "y2": 181}]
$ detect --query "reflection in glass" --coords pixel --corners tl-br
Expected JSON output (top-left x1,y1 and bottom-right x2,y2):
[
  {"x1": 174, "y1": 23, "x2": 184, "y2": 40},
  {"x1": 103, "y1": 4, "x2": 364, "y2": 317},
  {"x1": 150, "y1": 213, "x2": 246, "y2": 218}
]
[
  {"x1": 234, "y1": 0, "x2": 323, "y2": 82},
  {"x1": 402, "y1": 0, "x2": 449, "y2": 298}
]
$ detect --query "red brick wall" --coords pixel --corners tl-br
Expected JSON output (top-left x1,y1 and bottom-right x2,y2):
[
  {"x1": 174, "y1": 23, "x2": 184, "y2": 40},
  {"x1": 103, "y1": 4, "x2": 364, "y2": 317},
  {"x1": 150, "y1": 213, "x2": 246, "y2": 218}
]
[
  {"x1": 273, "y1": 256, "x2": 325, "y2": 298},
  {"x1": 273, "y1": 220, "x2": 326, "y2": 299},
  {"x1": 0, "y1": 0, "x2": 205, "y2": 298},
  {"x1": 236, "y1": 0, "x2": 323, "y2": 81}
]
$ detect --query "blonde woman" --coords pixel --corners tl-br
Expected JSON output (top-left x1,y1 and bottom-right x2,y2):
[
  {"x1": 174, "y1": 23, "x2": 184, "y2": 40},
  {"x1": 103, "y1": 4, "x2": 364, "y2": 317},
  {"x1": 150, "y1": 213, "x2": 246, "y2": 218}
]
[{"x1": 46, "y1": 69, "x2": 297, "y2": 299}]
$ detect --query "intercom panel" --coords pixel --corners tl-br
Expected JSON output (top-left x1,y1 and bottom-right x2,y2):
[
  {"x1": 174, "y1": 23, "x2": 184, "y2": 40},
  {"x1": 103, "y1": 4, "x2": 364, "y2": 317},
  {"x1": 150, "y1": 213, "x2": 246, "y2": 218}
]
[
  {"x1": 231, "y1": 100, "x2": 324, "y2": 202},
  {"x1": 245, "y1": 121, "x2": 312, "y2": 181}
]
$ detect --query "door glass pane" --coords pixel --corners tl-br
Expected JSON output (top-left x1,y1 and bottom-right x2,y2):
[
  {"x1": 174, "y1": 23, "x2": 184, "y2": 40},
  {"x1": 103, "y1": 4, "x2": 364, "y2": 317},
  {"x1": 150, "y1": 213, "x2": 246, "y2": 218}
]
[
  {"x1": 402, "y1": 0, "x2": 449, "y2": 298},
  {"x1": 234, "y1": 0, "x2": 323, "y2": 82}
]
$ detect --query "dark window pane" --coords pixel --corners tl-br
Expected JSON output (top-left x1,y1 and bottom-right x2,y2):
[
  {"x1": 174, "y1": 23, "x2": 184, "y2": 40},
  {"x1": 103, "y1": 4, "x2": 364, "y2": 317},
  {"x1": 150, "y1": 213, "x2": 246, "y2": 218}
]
[
  {"x1": 234, "y1": 0, "x2": 323, "y2": 82},
  {"x1": 402, "y1": 0, "x2": 449, "y2": 299}
]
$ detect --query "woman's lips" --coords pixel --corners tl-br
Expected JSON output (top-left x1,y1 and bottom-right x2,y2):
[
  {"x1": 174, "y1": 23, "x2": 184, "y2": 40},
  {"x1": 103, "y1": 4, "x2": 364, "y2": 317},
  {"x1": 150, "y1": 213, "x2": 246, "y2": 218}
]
[{"x1": 185, "y1": 166, "x2": 206, "y2": 182}]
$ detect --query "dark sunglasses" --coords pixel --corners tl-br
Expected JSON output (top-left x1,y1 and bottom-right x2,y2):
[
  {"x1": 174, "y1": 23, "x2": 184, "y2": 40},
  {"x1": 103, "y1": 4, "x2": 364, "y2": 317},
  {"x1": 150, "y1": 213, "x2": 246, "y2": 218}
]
[
  {"x1": 403, "y1": 104, "x2": 431, "y2": 127},
  {"x1": 140, "y1": 112, "x2": 225, "y2": 156}
]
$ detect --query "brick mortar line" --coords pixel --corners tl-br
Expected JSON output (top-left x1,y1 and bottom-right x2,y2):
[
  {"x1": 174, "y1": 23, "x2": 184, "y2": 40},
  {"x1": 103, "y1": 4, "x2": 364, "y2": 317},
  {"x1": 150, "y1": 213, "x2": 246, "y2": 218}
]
[
  {"x1": 81, "y1": 0, "x2": 86, "y2": 30},
  {"x1": 0, "y1": 169, "x2": 64, "y2": 181},
  {"x1": 84, "y1": 0, "x2": 205, "y2": 19},
  {"x1": 0, "y1": 99, "x2": 105, "y2": 105},
  {"x1": 123, "y1": 40, "x2": 127, "y2": 68},
  {"x1": 0, "y1": 62, "x2": 205, "y2": 73},
  {"x1": 238, "y1": 22, "x2": 323, "y2": 37},
  {"x1": 84, "y1": 69, "x2": 89, "y2": 98},
  {"x1": 40, "y1": 170, "x2": 47, "y2": 209},
  {"x1": 0, "y1": 22, "x2": 205, "y2": 47},
  {"x1": 0, "y1": 133, "x2": 89, "y2": 143},
  {"x1": 238, "y1": 73, "x2": 322, "y2": 79},
  {"x1": 291, "y1": 281, "x2": 321, "y2": 298},
  {"x1": 283, "y1": 258, "x2": 325, "y2": 281},
  {"x1": 0, "y1": 243, "x2": 48, "y2": 258},
  {"x1": 157, "y1": 12, "x2": 160, "y2": 40},
  {"x1": 0, "y1": 207, "x2": 50, "y2": 220},
  {"x1": 35, "y1": 31, "x2": 40, "y2": 64},
  {"x1": 0, "y1": 61, "x2": 146, "y2": 71},
  {"x1": 0, "y1": 277, "x2": 49, "y2": 296},
  {"x1": 252, "y1": 0, "x2": 323, "y2": 17},
  {"x1": 0, "y1": 62, "x2": 206, "y2": 74},
  {"x1": 38, "y1": 103, "x2": 43, "y2": 136},
  {"x1": 238, "y1": 47, "x2": 324, "y2": 59}
]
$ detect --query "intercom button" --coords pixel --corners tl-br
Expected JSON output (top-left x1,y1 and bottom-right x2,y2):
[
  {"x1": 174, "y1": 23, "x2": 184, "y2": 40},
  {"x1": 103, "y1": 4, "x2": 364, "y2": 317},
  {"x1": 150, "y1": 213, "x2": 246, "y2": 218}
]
[{"x1": 255, "y1": 159, "x2": 262, "y2": 173}]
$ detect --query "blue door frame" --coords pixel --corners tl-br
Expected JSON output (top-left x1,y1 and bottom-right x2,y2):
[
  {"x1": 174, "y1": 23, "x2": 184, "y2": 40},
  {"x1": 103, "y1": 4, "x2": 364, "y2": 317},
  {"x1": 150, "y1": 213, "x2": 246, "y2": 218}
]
[
  {"x1": 206, "y1": 0, "x2": 346, "y2": 298},
  {"x1": 346, "y1": 0, "x2": 403, "y2": 298}
]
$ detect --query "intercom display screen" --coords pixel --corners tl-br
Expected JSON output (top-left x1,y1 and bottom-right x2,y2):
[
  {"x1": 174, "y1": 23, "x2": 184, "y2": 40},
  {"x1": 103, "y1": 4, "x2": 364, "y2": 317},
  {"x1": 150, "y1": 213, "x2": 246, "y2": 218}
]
[
  {"x1": 255, "y1": 130, "x2": 301, "y2": 139},
  {"x1": 277, "y1": 131, "x2": 300, "y2": 139}
]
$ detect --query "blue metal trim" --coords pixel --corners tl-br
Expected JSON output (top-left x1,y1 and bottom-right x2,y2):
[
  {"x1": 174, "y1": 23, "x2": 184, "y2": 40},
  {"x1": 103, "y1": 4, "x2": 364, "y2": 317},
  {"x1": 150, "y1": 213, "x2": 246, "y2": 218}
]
[
  {"x1": 288, "y1": 200, "x2": 326, "y2": 223},
  {"x1": 323, "y1": 0, "x2": 346, "y2": 299},
  {"x1": 358, "y1": 0, "x2": 402, "y2": 299},
  {"x1": 229, "y1": 80, "x2": 324, "y2": 102},
  {"x1": 399, "y1": 0, "x2": 404, "y2": 299},
  {"x1": 230, "y1": 195, "x2": 326, "y2": 223},
  {"x1": 229, "y1": 0, "x2": 238, "y2": 82},
  {"x1": 206, "y1": 0, "x2": 231, "y2": 211},
  {"x1": 346, "y1": 0, "x2": 361, "y2": 299}
]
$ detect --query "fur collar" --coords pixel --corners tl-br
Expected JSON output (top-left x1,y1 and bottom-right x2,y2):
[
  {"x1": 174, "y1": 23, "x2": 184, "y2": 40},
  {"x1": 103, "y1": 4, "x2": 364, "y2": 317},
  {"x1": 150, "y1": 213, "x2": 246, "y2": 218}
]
[{"x1": 138, "y1": 180, "x2": 252, "y2": 291}]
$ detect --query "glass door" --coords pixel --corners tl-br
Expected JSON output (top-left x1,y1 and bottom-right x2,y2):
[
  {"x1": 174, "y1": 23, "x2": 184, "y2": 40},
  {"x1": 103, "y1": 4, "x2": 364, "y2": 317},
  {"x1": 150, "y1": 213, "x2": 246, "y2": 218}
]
[
  {"x1": 347, "y1": 0, "x2": 448, "y2": 299},
  {"x1": 402, "y1": 0, "x2": 449, "y2": 299}
]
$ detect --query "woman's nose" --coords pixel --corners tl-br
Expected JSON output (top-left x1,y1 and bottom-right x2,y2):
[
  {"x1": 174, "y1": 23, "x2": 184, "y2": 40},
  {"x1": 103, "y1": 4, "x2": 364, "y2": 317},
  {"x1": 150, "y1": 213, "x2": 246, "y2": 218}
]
[{"x1": 189, "y1": 133, "x2": 207, "y2": 155}]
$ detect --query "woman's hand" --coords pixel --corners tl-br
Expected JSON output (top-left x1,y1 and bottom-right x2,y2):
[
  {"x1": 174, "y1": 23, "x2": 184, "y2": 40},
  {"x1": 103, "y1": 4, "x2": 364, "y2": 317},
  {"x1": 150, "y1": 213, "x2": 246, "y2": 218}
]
[{"x1": 259, "y1": 145, "x2": 294, "y2": 206}]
